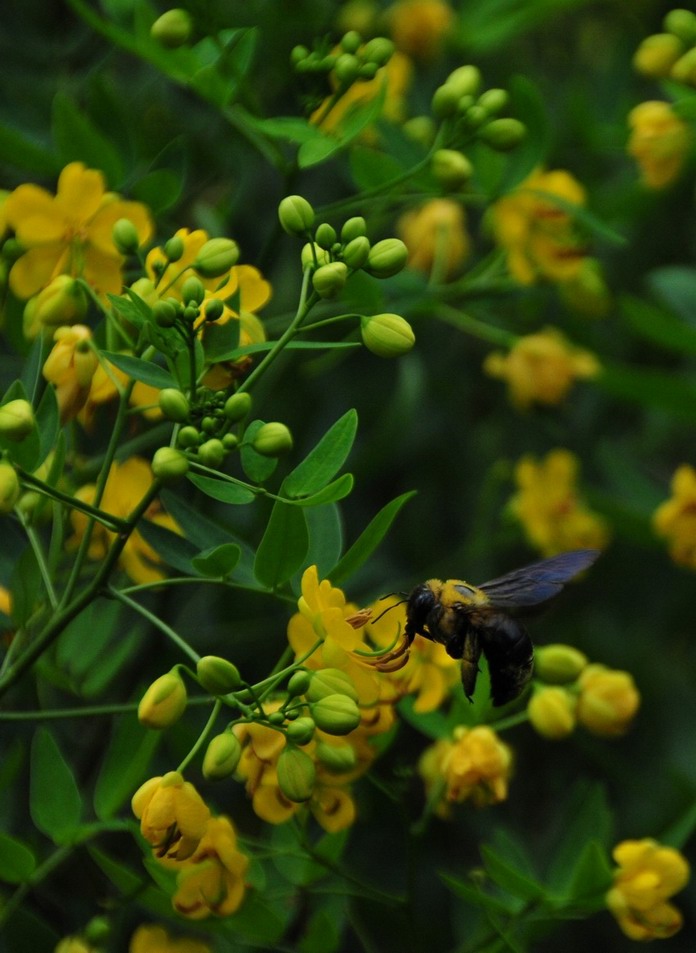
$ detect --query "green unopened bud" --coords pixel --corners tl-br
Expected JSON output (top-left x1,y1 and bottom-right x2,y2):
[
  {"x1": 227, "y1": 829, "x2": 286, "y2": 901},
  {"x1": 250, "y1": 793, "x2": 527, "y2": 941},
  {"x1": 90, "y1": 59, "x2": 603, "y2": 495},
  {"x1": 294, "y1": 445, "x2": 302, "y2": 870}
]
[
  {"x1": 279, "y1": 195, "x2": 315, "y2": 236},
  {"x1": 402, "y1": 115, "x2": 436, "y2": 146},
  {"x1": 138, "y1": 670, "x2": 187, "y2": 729},
  {"x1": 158, "y1": 388, "x2": 190, "y2": 423},
  {"x1": 277, "y1": 746, "x2": 316, "y2": 802},
  {"x1": 286, "y1": 716, "x2": 316, "y2": 745},
  {"x1": 203, "y1": 298, "x2": 225, "y2": 322},
  {"x1": 177, "y1": 425, "x2": 200, "y2": 449},
  {"x1": 252, "y1": 422, "x2": 293, "y2": 456},
  {"x1": 462, "y1": 104, "x2": 488, "y2": 129},
  {"x1": 164, "y1": 236, "x2": 185, "y2": 262},
  {"x1": 291, "y1": 44, "x2": 310, "y2": 66},
  {"x1": 202, "y1": 732, "x2": 242, "y2": 779},
  {"x1": 112, "y1": 218, "x2": 140, "y2": 254},
  {"x1": 527, "y1": 686, "x2": 577, "y2": 740},
  {"x1": 301, "y1": 242, "x2": 331, "y2": 270},
  {"x1": 153, "y1": 299, "x2": 179, "y2": 327},
  {"x1": 307, "y1": 668, "x2": 359, "y2": 702},
  {"x1": 479, "y1": 118, "x2": 526, "y2": 150},
  {"x1": 664, "y1": 9, "x2": 696, "y2": 45},
  {"x1": 0, "y1": 462, "x2": 20, "y2": 513},
  {"x1": 223, "y1": 391, "x2": 252, "y2": 422},
  {"x1": 268, "y1": 711, "x2": 286, "y2": 726},
  {"x1": 222, "y1": 432, "x2": 238, "y2": 450},
  {"x1": 181, "y1": 276, "x2": 205, "y2": 306},
  {"x1": 671, "y1": 46, "x2": 696, "y2": 83},
  {"x1": 2, "y1": 237, "x2": 24, "y2": 263},
  {"x1": 287, "y1": 670, "x2": 312, "y2": 697},
  {"x1": 335, "y1": 52, "x2": 360, "y2": 83},
  {"x1": 431, "y1": 149, "x2": 473, "y2": 190},
  {"x1": 633, "y1": 33, "x2": 684, "y2": 77},
  {"x1": 445, "y1": 64, "x2": 481, "y2": 99},
  {"x1": 477, "y1": 88, "x2": 509, "y2": 115},
  {"x1": 341, "y1": 216, "x2": 367, "y2": 242},
  {"x1": 316, "y1": 741, "x2": 358, "y2": 773},
  {"x1": 197, "y1": 438, "x2": 225, "y2": 468},
  {"x1": 151, "y1": 446, "x2": 189, "y2": 482},
  {"x1": 361, "y1": 36, "x2": 394, "y2": 66},
  {"x1": 312, "y1": 261, "x2": 348, "y2": 298},
  {"x1": 315, "y1": 222, "x2": 337, "y2": 250},
  {"x1": 431, "y1": 84, "x2": 461, "y2": 118},
  {"x1": 311, "y1": 694, "x2": 361, "y2": 735},
  {"x1": 193, "y1": 238, "x2": 240, "y2": 278},
  {"x1": 365, "y1": 238, "x2": 408, "y2": 278},
  {"x1": 33, "y1": 275, "x2": 88, "y2": 327},
  {"x1": 361, "y1": 313, "x2": 415, "y2": 358},
  {"x1": 341, "y1": 235, "x2": 371, "y2": 269},
  {"x1": 0, "y1": 399, "x2": 35, "y2": 441},
  {"x1": 341, "y1": 30, "x2": 362, "y2": 54},
  {"x1": 151, "y1": 8, "x2": 193, "y2": 48},
  {"x1": 197, "y1": 655, "x2": 242, "y2": 694},
  {"x1": 535, "y1": 644, "x2": 588, "y2": 684}
]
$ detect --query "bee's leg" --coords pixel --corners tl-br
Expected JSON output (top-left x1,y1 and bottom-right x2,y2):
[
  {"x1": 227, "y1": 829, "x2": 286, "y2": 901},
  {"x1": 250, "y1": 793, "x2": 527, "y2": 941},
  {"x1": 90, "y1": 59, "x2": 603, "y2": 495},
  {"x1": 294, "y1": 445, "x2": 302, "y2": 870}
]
[{"x1": 459, "y1": 629, "x2": 482, "y2": 702}]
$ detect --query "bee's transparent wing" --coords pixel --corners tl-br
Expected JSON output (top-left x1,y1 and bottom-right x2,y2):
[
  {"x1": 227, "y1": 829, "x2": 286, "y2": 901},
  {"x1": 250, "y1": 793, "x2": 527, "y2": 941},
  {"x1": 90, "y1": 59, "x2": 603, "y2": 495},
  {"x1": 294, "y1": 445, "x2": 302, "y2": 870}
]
[{"x1": 479, "y1": 549, "x2": 600, "y2": 610}]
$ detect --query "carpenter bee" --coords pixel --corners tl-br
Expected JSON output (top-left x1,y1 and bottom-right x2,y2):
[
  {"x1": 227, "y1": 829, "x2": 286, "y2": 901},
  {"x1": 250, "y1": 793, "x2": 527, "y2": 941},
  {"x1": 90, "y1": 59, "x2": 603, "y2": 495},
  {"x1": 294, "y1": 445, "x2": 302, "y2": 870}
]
[{"x1": 378, "y1": 549, "x2": 599, "y2": 707}]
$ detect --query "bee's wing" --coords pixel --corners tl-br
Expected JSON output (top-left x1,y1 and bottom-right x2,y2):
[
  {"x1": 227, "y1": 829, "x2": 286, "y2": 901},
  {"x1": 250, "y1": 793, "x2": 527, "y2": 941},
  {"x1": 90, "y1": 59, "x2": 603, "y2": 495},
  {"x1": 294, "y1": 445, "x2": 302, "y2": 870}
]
[{"x1": 479, "y1": 549, "x2": 600, "y2": 610}]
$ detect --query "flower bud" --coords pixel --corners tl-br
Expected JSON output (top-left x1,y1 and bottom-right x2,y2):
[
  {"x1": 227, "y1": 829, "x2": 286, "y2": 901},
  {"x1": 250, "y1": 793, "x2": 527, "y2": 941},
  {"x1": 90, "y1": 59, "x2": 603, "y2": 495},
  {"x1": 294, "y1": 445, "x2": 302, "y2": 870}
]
[
  {"x1": 335, "y1": 52, "x2": 361, "y2": 84},
  {"x1": 311, "y1": 694, "x2": 362, "y2": 735},
  {"x1": 341, "y1": 30, "x2": 361, "y2": 53},
  {"x1": 576, "y1": 665, "x2": 640, "y2": 737},
  {"x1": 112, "y1": 217, "x2": 141, "y2": 255},
  {"x1": 151, "y1": 8, "x2": 193, "y2": 48},
  {"x1": 151, "y1": 446, "x2": 189, "y2": 482},
  {"x1": 158, "y1": 388, "x2": 190, "y2": 423},
  {"x1": 365, "y1": 238, "x2": 408, "y2": 278},
  {"x1": 342, "y1": 236, "x2": 371, "y2": 269},
  {"x1": 0, "y1": 462, "x2": 20, "y2": 513},
  {"x1": 361, "y1": 36, "x2": 394, "y2": 66},
  {"x1": 361, "y1": 313, "x2": 415, "y2": 358},
  {"x1": 479, "y1": 118, "x2": 527, "y2": 150},
  {"x1": 33, "y1": 275, "x2": 88, "y2": 328},
  {"x1": 290, "y1": 44, "x2": 310, "y2": 66},
  {"x1": 664, "y1": 9, "x2": 696, "y2": 44},
  {"x1": 181, "y1": 276, "x2": 205, "y2": 305},
  {"x1": 252, "y1": 422, "x2": 293, "y2": 456},
  {"x1": 197, "y1": 655, "x2": 242, "y2": 694},
  {"x1": 431, "y1": 149, "x2": 473, "y2": 190},
  {"x1": 316, "y1": 742, "x2": 358, "y2": 773},
  {"x1": 315, "y1": 222, "x2": 337, "y2": 250},
  {"x1": 222, "y1": 433, "x2": 238, "y2": 450},
  {"x1": 341, "y1": 216, "x2": 367, "y2": 242},
  {"x1": 285, "y1": 716, "x2": 316, "y2": 745},
  {"x1": 164, "y1": 236, "x2": 185, "y2": 261},
  {"x1": 138, "y1": 670, "x2": 187, "y2": 729},
  {"x1": 534, "y1": 644, "x2": 588, "y2": 684},
  {"x1": 177, "y1": 425, "x2": 201, "y2": 449},
  {"x1": 447, "y1": 64, "x2": 482, "y2": 98},
  {"x1": 202, "y1": 732, "x2": 242, "y2": 779},
  {"x1": 633, "y1": 33, "x2": 684, "y2": 78},
  {"x1": 279, "y1": 195, "x2": 315, "y2": 236},
  {"x1": 431, "y1": 84, "x2": 461, "y2": 118},
  {"x1": 276, "y1": 746, "x2": 316, "y2": 802},
  {"x1": 528, "y1": 687, "x2": 577, "y2": 740},
  {"x1": 0, "y1": 399, "x2": 35, "y2": 441},
  {"x1": 223, "y1": 391, "x2": 252, "y2": 422},
  {"x1": 193, "y1": 237, "x2": 240, "y2": 278},
  {"x1": 153, "y1": 299, "x2": 179, "y2": 327},
  {"x1": 403, "y1": 115, "x2": 436, "y2": 146},
  {"x1": 312, "y1": 261, "x2": 348, "y2": 298},
  {"x1": 301, "y1": 243, "x2": 331, "y2": 270},
  {"x1": 671, "y1": 47, "x2": 696, "y2": 84},
  {"x1": 197, "y1": 438, "x2": 226, "y2": 468},
  {"x1": 287, "y1": 670, "x2": 312, "y2": 697},
  {"x1": 204, "y1": 298, "x2": 225, "y2": 322},
  {"x1": 477, "y1": 88, "x2": 509, "y2": 115},
  {"x1": 307, "y1": 668, "x2": 359, "y2": 702}
]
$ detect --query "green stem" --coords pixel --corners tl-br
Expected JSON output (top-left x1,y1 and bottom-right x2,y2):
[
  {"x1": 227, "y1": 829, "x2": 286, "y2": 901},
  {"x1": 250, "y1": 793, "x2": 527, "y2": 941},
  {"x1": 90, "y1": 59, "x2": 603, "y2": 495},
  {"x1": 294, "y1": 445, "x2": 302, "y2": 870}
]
[
  {"x1": 0, "y1": 695, "x2": 214, "y2": 720},
  {"x1": 253, "y1": 638, "x2": 323, "y2": 701},
  {"x1": 107, "y1": 585, "x2": 200, "y2": 665},
  {"x1": 16, "y1": 512, "x2": 58, "y2": 610},
  {"x1": 177, "y1": 698, "x2": 222, "y2": 773},
  {"x1": 17, "y1": 470, "x2": 128, "y2": 532},
  {"x1": 432, "y1": 304, "x2": 518, "y2": 348}
]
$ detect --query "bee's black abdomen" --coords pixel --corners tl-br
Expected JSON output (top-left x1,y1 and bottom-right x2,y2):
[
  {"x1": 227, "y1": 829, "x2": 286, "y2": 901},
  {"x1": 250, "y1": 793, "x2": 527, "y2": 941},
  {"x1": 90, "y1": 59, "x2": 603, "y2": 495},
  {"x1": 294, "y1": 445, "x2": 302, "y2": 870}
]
[{"x1": 480, "y1": 613, "x2": 534, "y2": 706}]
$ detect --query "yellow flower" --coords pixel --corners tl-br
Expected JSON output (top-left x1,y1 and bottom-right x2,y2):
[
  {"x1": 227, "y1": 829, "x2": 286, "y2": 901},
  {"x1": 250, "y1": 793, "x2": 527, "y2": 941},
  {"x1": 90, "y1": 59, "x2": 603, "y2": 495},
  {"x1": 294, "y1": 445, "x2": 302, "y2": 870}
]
[
  {"x1": 42, "y1": 324, "x2": 98, "y2": 423},
  {"x1": 131, "y1": 772, "x2": 211, "y2": 861},
  {"x1": 491, "y1": 168, "x2": 589, "y2": 285},
  {"x1": 527, "y1": 686, "x2": 577, "y2": 739},
  {"x1": 509, "y1": 449, "x2": 610, "y2": 557},
  {"x1": 396, "y1": 199, "x2": 470, "y2": 280},
  {"x1": 576, "y1": 664, "x2": 640, "y2": 737},
  {"x1": 386, "y1": 0, "x2": 454, "y2": 61},
  {"x1": 77, "y1": 356, "x2": 162, "y2": 429},
  {"x1": 606, "y1": 839, "x2": 690, "y2": 941},
  {"x1": 484, "y1": 327, "x2": 599, "y2": 409},
  {"x1": 129, "y1": 924, "x2": 211, "y2": 953},
  {"x1": 653, "y1": 464, "x2": 696, "y2": 570},
  {"x1": 170, "y1": 816, "x2": 248, "y2": 919},
  {"x1": 68, "y1": 457, "x2": 179, "y2": 584},
  {"x1": 420, "y1": 725, "x2": 513, "y2": 809},
  {"x1": 627, "y1": 101, "x2": 692, "y2": 189},
  {"x1": 4, "y1": 162, "x2": 153, "y2": 299}
]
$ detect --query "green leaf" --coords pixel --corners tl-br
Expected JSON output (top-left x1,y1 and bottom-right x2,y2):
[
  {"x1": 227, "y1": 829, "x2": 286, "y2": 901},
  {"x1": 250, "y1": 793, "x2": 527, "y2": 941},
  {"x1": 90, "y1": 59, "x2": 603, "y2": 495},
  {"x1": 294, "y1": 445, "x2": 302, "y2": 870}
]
[
  {"x1": 647, "y1": 266, "x2": 696, "y2": 324},
  {"x1": 0, "y1": 833, "x2": 37, "y2": 884},
  {"x1": 192, "y1": 543, "x2": 242, "y2": 577},
  {"x1": 55, "y1": 598, "x2": 139, "y2": 697},
  {"x1": 208, "y1": 339, "x2": 360, "y2": 364},
  {"x1": 88, "y1": 846, "x2": 174, "y2": 918},
  {"x1": 289, "y1": 473, "x2": 354, "y2": 507},
  {"x1": 559, "y1": 840, "x2": 612, "y2": 907},
  {"x1": 100, "y1": 351, "x2": 177, "y2": 390},
  {"x1": 136, "y1": 519, "x2": 200, "y2": 576},
  {"x1": 131, "y1": 168, "x2": 183, "y2": 213},
  {"x1": 187, "y1": 472, "x2": 257, "y2": 505},
  {"x1": 240, "y1": 420, "x2": 278, "y2": 483},
  {"x1": 303, "y1": 503, "x2": 343, "y2": 579},
  {"x1": 106, "y1": 287, "x2": 153, "y2": 328},
  {"x1": 34, "y1": 383, "x2": 60, "y2": 469},
  {"x1": 440, "y1": 873, "x2": 522, "y2": 915},
  {"x1": 202, "y1": 319, "x2": 240, "y2": 363},
  {"x1": 329, "y1": 491, "x2": 416, "y2": 584},
  {"x1": 547, "y1": 782, "x2": 613, "y2": 896},
  {"x1": 30, "y1": 728, "x2": 83, "y2": 842},
  {"x1": 10, "y1": 545, "x2": 43, "y2": 627},
  {"x1": 0, "y1": 123, "x2": 58, "y2": 177},
  {"x1": 94, "y1": 717, "x2": 161, "y2": 820},
  {"x1": 659, "y1": 799, "x2": 696, "y2": 850},
  {"x1": 298, "y1": 83, "x2": 387, "y2": 169},
  {"x1": 51, "y1": 91, "x2": 124, "y2": 186},
  {"x1": 254, "y1": 501, "x2": 309, "y2": 589},
  {"x1": 620, "y1": 295, "x2": 696, "y2": 354},
  {"x1": 284, "y1": 409, "x2": 358, "y2": 498},
  {"x1": 481, "y1": 845, "x2": 546, "y2": 902},
  {"x1": 244, "y1": 115, "x2": 320, "y2": 144},
  {"x1": 596, "y1": 363, "x2": 696, "y2": 420}
]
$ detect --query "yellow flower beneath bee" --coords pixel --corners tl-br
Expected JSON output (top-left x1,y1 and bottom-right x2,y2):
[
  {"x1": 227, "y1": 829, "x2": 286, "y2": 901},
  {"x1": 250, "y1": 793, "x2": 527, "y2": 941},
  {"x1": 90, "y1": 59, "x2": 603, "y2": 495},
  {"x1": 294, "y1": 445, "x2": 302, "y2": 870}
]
[
  {"x1": 419, "y1": 725, "x2": 513, "y2": 812},
  {"x1": 653, "y1": 464, "x2": 696, "y2": 570}
]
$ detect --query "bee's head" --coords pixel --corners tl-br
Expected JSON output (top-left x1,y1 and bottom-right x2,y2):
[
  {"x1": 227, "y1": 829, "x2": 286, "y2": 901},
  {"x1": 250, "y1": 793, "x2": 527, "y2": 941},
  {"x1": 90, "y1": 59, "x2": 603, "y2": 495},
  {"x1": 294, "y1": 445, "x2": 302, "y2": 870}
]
[{"x1": 406, "y1": 581, "x2": 439, "y2": 636}]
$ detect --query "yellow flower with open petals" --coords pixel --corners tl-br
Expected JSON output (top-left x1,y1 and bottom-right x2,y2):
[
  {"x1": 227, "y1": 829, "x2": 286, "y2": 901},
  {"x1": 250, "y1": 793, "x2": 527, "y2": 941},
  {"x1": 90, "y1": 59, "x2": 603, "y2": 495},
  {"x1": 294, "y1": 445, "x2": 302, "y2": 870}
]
[
  {"x1": 169, "y1": 816, "x2": 248, "y2": 919},
  {"x1": 628, "y1": 101, "x2": 691, "y2": 189},
  {"x1": 131, "y1": 772, "x2": 211, "y2": 861},
  {"x1": 397, "y1": 199, "x2": 470, "y2": 281},
  {"x1": 420, "y1": 725, "x2": 513, "y2": 810},
  {"x1": 129, "y1": 924, "x2": 211, "y2": 953},
  {"x1": 653, "y1": 464, "x2": 696, "y2": 570},
  {"x1": 42, "y1": 324, "x2": 98, "y2": 423},
  {"x1": 387, "y1": 0, "x2": 454, "y2": 61},
  {"x1": 4, "y1": 162, "x2": 153, "y2": 299}
]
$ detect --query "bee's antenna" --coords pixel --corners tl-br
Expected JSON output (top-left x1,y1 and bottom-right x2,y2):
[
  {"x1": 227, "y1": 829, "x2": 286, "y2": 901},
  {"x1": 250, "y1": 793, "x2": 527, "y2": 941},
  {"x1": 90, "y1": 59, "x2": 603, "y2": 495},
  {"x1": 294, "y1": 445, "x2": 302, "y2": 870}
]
[{"x1": 371, "y1": 595, "x2": 408, "y2": 624}]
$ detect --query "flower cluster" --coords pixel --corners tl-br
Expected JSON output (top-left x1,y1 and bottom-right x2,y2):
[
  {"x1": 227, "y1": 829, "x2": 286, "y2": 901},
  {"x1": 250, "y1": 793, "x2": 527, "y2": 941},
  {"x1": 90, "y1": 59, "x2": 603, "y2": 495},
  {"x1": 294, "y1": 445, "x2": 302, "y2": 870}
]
[
  {"x1": 653, "y1": 464, "x2": 696, "y2": 570},
  {"x1": 633, "y1": 8, "x2": 696, "y2": 87}
]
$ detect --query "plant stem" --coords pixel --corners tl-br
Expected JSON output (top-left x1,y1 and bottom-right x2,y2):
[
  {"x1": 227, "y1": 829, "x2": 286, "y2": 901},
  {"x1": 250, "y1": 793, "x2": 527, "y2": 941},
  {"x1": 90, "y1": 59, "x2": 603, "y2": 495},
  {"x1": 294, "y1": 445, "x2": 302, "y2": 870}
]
[
  {"x1": 107, "y1": 585, "x2": 200, "y2": 664},
  {"x1": 177, "y1": 698, "x2": 222, "y2": 773}
]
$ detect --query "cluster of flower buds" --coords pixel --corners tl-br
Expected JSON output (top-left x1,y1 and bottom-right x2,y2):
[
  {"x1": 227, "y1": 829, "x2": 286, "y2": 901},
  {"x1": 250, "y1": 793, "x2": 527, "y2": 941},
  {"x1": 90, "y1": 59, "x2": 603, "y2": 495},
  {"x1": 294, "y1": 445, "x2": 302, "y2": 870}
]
[
  {"x1": 633, "y1": 8, "x2": 696, "y2": 86},
  {"x1": 431, "y1": 65, "x2": 526, "y2": 152},
  {"x1": 291, "y1": 31, "x2": 394, "y2": 84}
]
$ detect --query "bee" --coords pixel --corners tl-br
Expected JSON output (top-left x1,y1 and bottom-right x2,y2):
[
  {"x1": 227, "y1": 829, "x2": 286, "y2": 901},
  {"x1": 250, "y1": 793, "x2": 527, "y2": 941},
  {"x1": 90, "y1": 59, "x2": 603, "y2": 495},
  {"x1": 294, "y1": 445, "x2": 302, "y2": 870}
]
[{"x1": 377, "y1": 549, "x2": 599, "y2": 707}]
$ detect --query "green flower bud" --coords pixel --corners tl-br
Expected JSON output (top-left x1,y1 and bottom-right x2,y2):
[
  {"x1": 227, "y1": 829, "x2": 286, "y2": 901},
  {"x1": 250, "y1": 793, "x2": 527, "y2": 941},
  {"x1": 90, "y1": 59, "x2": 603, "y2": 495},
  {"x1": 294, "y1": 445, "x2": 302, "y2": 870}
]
[
  {"x1": 301, "y1": 242, "x2": 331, "y2": 270},
  {"x1": 340, "y1": 30, "x2": 362, "y2": 54},
  {"x1": 341, "y1": 216, "x2": 367, "y2": 242},
  {"x1": 112, "y1": 218, "x2": 141, "y2": 255},
  {"x1": 151, "y1": 446, "x2": 189, "y2": 482},
  {"x1": 361, "y1": 313, "x2": 415, "y2": 358},
  {"x1": 431, "y1": 83, "x2": 461, "y2": 119},
  {"x1": 33, "y1": 275, "x2": 88, "y2": 327},
  {"x1": 164, "y1": 236, "x2": 185, "y2": 262},
  {"x1": 477, "y1": 88, "x2": 509, "y2": 115},
  {"x1": 335, "y1": 52, "x2": 360, "y2": 84},
  {"x1": 431, "y1": 149, "x2": 473, "y2": 190},
  {"x1": 479, "y1": 117, "x2": 527, "y2": 150},
  {"x1": 138, "y1": 670, "x2": 187, "y2": 729},
  {"x1": 445, "y1": 64, "x2": 482, "y2": 99},
  {"x1": 204, "y1": 298, "x2": 225, "y2": 322},
  {"x1": 0, "y1": 462, "x2": 20, "y2": 513},
  {"x1": 307, "y1": 668, "x2": 359, "y2": 703},
  {"x1": 286, "y1": 716, "x2": 316, "y2": 745},
  {"x1": 181, "y1": 276, "x2": 205, "y2": 306},
  {"x1": 268, "y1": 711, "x2": 286, "y2": 726},
  {"x1": 222, "y1": 433, "x2": 238, "y2": 450},
  {"x1": 315, "y1": 222, "x2": 338, "y2": 250},
  {"x1": 2, "y1": 237, "x2": 25, "y2": 263},
  {"x1": 0, "y1": 399, "x2": 35, "y2": 441},
  {"x1": 177, "y1": 425, "x2": 201, "y2": 449},
  {"x1": 361, "y1": 36, "x2": 394, "y2": 66},
  {"x1": 312, "y1": 261, "x2": 348, "y2": 298},
  {"x1": 202, "y1": 732, "x2": 242, "y2": 779},
  {"x1": 664, "y1": 9, "x2": 696, "y2": 45},
  {"x1": 456, "y1": 94, "x2": 475, "y2": 114},
  {"x1": 15, "y1": 490, "x2": 42, "y2": 520},
  {"x1": 193, "y1": 238, "x2": 240, "y2": 278},
  {"x1": 290, "y1": 44, "x2": 310, "y2": 66},
  {"x1": 316, "y1": 741, "x2": 358, "y2": 773},
  {"x1": 358, "y1": 62, "x2": 379, "y2": 80},
  {"x1": 197, "y1": 655, "x2": 242, "y2": 694},
  {"x1": 158, "y1": 388, "x2": 190, "y2": 423},
  {"x1": 277, "y1": 746, "x2": 316, "y2": 802},
  {"x1": 341, "y1": 235, "x2": 371, "y2": 269},
  {"x1": 633, "y1": 33, "x2": 684, "y2": 77},
  {"x1": 462, "y1": 104, "x2": 488, "y2": 129},
  {"x1": 223, "y1": 391, "x2": 252, "y2": 422},
  {"x1": 402, "y1": 115, "x2": 436, "y2": 146},
  {"x1": 671, "y1": 46, "x2": 696, "y2": 83},
  {"x1": 252, "y1": 422, "x2": 293, "y2": 456},
  {"x1": 151, "y1": 8, "x2": 193, "y2": 48},
  {"x1": 197, "y1": 438, "x2": 225, "y2": 468},
  {"x1": 535, "y1": 644, "x2": 588, "y2": 684},
  {"x1": 287, "y1": 670, "x2": 312, "y2": 697},
  {"x1": 153, "y1": 299, "x2": 179, "y2": 327},
  {"x1": 311, "y1": 694, "x2": 361, "y2": 735},
  {"x1": 279, "y1": 195, "x2": 315, "y2": 236},
  {"x1": 201, "y1": 415, "x2": 219, "y2": 435},
  {"x1": 365, "y1": 238, "x2": 408, "y2": 278}
]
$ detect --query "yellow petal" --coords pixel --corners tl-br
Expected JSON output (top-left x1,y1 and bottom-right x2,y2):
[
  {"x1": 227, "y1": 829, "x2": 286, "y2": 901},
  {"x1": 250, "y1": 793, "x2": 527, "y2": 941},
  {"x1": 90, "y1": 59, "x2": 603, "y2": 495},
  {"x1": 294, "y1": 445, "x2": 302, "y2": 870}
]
[{"x1": 55, "y1": 162, "x2": 105, "y2": 223}]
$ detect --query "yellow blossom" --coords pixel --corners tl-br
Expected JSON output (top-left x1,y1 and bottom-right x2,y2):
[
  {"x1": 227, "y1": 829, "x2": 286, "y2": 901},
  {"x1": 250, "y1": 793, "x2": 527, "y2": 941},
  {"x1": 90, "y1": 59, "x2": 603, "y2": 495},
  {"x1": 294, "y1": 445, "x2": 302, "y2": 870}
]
[
  {"x1": 576, "y1": 664, "x2": 640, "y2": 737},
  {"x1": 484, "y1": 327, "x2": 599, "y2": 408},
  {"x1": 420, "y1": 725, "x2": 513, "y2": 809},
  {"x1": 168, "y1": 816, "x2": 248, "y2": 919},
  {"x1": 491, "y1": 168, "x2": 589, "y2": 285},
  {"x1": 42, "y1": 324, "x2": 98, "y2": 422},
  {"x1": 527, "y1": 686, "x2": 577, "y2": 739},
  {"x1": 607, "y1": 839, "x2": 690, "y2": 941},
  {"x1": 396, "y1": 199, "x2": 471, "y2": 280},
  {"x1": 54, "y1": 940, "x2": 95, "y2": 953},
  {"x1": 509, "y1": 449, "x2": 610, "y2": 557},
  {"x1": 129, "y1": 924, "x2": 211, "y2": 953},
  {"x1": 77, "y1": 356, "x2": 162, "y2": 429},
  {"x1": 386, "y1": 0, "x2": 454, "y2": 61},
  {"x1": 4, "y1": 162, "x2": 153, "y2": 299},
  {"x1": 627, "y1": 101, "x2": 692, "y2": 189},
  {"x1": 131, "y1": 772, "x2": 211, "y2": 861},
  {"x1": 68, "y1": 457, "x2": 179, "y2": 584},
  {"x1": 653, "y1": 464, "x2": 696, "y2": 570}
]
